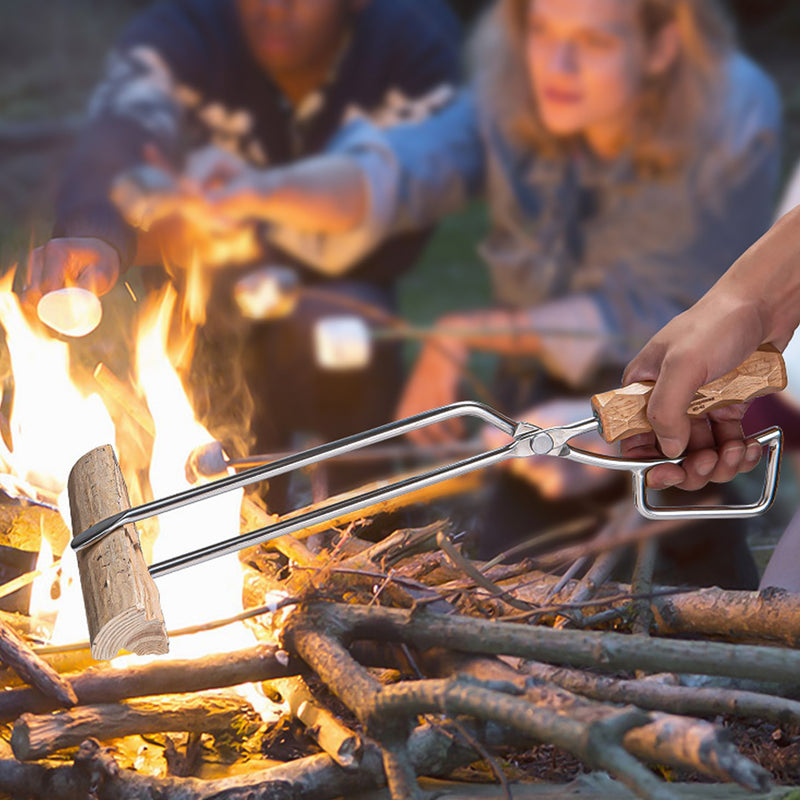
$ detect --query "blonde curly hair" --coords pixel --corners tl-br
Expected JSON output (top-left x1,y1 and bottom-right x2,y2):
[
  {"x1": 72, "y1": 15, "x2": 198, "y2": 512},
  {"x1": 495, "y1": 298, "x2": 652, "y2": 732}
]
[{"x1": 471, "y1": 0, "x2": 735, "y2": 175}]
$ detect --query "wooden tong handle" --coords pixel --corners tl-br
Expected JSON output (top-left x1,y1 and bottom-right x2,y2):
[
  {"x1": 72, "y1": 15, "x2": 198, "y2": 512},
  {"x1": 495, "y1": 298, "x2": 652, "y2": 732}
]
[{"x1": 591, "y1": 345, "x2": 787, "y2": 444}]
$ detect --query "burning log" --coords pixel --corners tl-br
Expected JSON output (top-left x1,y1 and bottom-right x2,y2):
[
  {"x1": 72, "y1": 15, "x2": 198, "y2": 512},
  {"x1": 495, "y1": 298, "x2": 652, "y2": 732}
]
[
  {"x1": 0, "y1": 642, "x2": 299, "y2": 722},
  {"x1": 267, "y1": 675, "x2": 363, "y2": 769},
  {"x1": 67, "y1": 445, "x2": 168, "y2": 660},
  {"x1": 0, "y1": 619, "x2": 77, "y2": 708},
  {"x1": 92, "y1": 363, "x2": 156, "y2": 438},
  {"x1": 11, "y1": 690, "x2": 260, "y2": 761}
]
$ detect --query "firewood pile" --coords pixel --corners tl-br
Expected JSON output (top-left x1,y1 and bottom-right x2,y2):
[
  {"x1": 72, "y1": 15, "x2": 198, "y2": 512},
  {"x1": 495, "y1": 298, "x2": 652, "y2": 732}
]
[{"x1": 0, "y1": 490, "x2": 798, "y2": 800}]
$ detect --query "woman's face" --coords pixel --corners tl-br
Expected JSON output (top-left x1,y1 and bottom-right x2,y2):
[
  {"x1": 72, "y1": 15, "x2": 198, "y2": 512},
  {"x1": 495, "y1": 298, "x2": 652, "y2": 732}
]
[{"x1": 526, "y1": 0, "x2": 656, "y2": 141}]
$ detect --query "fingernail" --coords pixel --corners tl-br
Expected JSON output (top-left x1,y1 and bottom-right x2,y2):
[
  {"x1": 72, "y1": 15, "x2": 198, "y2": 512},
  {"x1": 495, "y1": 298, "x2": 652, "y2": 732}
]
[
  {"x1": 660, "y1": 476, "x2": 683, "y2": 489},
  {"x1": 723, "y1": 444, "x2": 745, "y2": 468},
  {"x1": 695, "y1": 456, "x2": 716, "y2": 477},
  {"x1": 661, "y1": 438, "x2": 684, "y2": 459},
  {"x1": 746, "y1": 442, "x2": 762, "y2": 461}
]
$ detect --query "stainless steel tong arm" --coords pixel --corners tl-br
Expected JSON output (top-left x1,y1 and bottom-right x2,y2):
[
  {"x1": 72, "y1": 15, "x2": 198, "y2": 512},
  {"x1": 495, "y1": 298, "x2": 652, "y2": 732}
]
[{"x1": 70, "y1": 401, "x2": 781, "y2": 577}]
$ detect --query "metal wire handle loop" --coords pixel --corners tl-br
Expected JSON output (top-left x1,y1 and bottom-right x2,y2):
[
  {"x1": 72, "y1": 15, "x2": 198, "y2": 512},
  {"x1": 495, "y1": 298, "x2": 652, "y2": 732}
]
[{"x1": 629, "y1": 427, "x2": 782, "y2": 520}]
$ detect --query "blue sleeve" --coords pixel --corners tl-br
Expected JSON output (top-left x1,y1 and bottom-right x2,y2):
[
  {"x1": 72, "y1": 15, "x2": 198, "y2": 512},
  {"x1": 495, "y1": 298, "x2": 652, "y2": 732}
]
[{"x1": 334, "y1": 90, "x2": 486, "y2": 234}]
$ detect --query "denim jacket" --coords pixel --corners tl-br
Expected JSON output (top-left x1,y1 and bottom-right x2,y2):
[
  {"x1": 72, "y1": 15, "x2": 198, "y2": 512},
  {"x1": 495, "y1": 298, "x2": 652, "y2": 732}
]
[{"x1": 282, "y1": 53, "x2": 781, "y2": 386}]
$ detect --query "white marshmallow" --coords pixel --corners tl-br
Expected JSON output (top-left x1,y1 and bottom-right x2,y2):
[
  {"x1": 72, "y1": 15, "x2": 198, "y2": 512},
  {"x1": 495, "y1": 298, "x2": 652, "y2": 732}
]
[
  {"x1": 314, "y1": 315, "x2": 372, "y2": 370},
  {"x1": 37, "y1": 288, "x2": 102, "y2": 338},
  {"x1": 234, "y1": 266, "x2": 299, "y2": 320}
]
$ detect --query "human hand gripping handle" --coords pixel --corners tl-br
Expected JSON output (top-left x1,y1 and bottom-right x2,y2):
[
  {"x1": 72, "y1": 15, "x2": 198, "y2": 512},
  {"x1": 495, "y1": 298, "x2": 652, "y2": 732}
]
[{"x1": 592, "y1": 346, "x2": 786, "y2": 443}]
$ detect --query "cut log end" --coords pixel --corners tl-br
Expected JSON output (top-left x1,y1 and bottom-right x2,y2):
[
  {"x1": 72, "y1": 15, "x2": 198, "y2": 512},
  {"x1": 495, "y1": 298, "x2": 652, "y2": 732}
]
[{"x1": 67, "y1": 445, "x2": 168, "y2": 660}]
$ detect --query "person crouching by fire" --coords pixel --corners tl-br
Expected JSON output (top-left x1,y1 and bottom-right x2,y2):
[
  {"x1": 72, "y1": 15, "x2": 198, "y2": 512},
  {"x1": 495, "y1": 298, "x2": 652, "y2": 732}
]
[
  {"x1": 21, "y1": 0, "x2": 461, "y2": 514},
  {"x1": 162, "y1": 0, "x2": 781, "y2": 587}
]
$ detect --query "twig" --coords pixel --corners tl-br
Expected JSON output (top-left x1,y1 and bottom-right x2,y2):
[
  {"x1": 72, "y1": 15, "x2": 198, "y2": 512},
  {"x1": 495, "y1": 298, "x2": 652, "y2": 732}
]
[
  {"x1": 437, "y1": 531, "x2": 531, "y2": 612},
  {"x1": 631, "y1": 539, "x2": 659, "y2": 637},
  {"x1": 496, "y1": 588, "x2": 692, "y2": 623},
  {"x1": 482, "y1": 516, "x2": 597, "y2": 570},
  {"x1": 522, "y1": 660, "x2": 800, "y2": 729}
]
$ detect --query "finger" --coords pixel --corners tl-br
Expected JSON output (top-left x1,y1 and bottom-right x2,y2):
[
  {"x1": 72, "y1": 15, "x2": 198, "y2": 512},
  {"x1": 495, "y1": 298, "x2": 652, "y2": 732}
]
[
  {"x1": 701, "y1": 418, "x2": 747, "y2": 485},
  {"x1": 623, "y1": 339, "x2": 666, "y2": 385},
  {"x1": 645, "y1": 463, "x2": 688, "y2": 489},
  {"x1": 741, "y1": 437, "x2": 764, "y2": 473},
  {"x1": 39, "y1": 241, "x2": 72, "y2": 295},
  {"x1": 645, "y1": 349, "x2": 708, "y2": 458},
  {"x1": 620, "y1": 431, "x2": 661, "y2": 459}
]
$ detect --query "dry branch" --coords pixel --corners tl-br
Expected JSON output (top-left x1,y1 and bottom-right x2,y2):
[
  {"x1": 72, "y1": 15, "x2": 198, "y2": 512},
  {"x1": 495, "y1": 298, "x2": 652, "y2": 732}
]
[
  {"x1": 302, "y1": 602, "x2": 800, "y2": 685},
  {"x1": 67, "y1": 445, "x2": 168, "y2": 659},
  {"x1": 283, "y1": 608, "x2": 705, "y2": 799},
  {"x1": 0, "y1": 723, "x2": 479, "y2": 800},
  {"x1": 0, "y1": 643, "x2": 299, "y2": 722},
  {"x1": 423, "y1": 652, "x2": 767, "y2": 789},
  {"x1": 489, "y1": 569, "x2": 800, "y2": 647},
  {"x1": 336, "y1": 521, "x2": 447, "y2": 572},
  {"x1": 0, "y1": 618, "x2": 77, "y2": 707},
  {"x1": 652, "y1": 585, "x2": 800, "y2": 647},
  {"x1": 623, "y1": 714, "x2": 769, "y2": 791},
  {"x1": 267, "y1": 675, "x2": 363, "y2": 769},
  {"x1": 522, "y1": 661, "x2": 800, "y2": 728},
  {"x1": 369, "y1": 677, "x2": 675, "y2": 800},
  {"x1": 11, "y1": 691, "x2": 259, "y2": 761}
]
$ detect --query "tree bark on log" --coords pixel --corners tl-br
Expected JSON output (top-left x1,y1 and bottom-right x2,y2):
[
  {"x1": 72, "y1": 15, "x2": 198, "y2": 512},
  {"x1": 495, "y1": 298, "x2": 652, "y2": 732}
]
[
  {"x1": 0, "y1": 643, "x2": 299, "y2": 722},
  {"x1": 11, "y1": 691, "x2": 259, "y2": 761},
  {"x1": 300, "y1": 602, "x2": 800, "y2": 685},
  {"x1": 485, "y1": 570, "x2": 800, "y2": 647},
  {"x1": 652, "y1": 585, "x2": 800, "y2": 647},
  {"x1": 67, "y1": 445, "x2": 168, "y2": 659}
]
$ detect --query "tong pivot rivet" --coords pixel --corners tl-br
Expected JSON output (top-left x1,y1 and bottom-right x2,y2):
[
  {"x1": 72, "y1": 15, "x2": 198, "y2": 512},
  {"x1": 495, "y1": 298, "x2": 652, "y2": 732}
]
[{"x1": 531, "y1": 433, "x2": 554, "y2": 456}]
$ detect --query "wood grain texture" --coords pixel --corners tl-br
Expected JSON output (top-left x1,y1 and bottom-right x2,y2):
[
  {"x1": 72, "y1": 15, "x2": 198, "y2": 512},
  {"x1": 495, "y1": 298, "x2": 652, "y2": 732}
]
[
  {"x1": 591, "y1": 345, "x2": 786, "y2": 443},
  {"x1": 67, "y1": 445, "x2": 168, "y2": 660}
]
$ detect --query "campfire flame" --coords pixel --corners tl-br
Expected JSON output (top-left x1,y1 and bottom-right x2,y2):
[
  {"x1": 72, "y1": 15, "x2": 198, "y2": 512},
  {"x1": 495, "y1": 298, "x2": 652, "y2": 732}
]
[
  {"x1": 0, "y1": 272, "x2": 115, "y2": 504},
  {"x1": 0, "y1": 266, "x2": 277, "y2": 718}
]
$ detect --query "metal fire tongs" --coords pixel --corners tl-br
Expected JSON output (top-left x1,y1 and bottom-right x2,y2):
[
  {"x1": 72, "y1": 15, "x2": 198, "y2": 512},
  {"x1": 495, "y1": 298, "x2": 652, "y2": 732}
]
[{"x1": 71, "y1": 347, "x2": 787, "y2": 579}]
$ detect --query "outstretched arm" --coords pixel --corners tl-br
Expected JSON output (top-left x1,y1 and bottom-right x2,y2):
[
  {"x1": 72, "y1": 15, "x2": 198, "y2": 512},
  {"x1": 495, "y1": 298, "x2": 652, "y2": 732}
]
[{"x1": 622, "y1": 205, "x2": 800, "y2": 488}]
